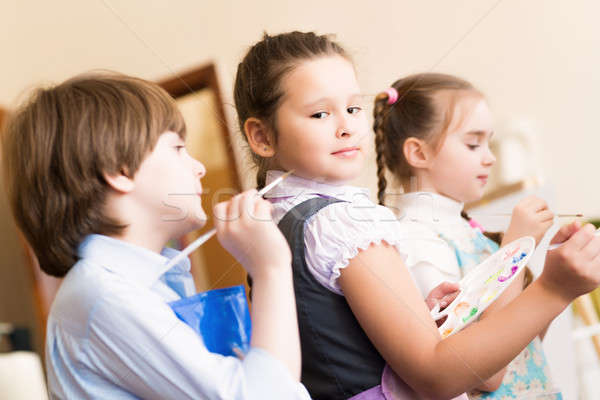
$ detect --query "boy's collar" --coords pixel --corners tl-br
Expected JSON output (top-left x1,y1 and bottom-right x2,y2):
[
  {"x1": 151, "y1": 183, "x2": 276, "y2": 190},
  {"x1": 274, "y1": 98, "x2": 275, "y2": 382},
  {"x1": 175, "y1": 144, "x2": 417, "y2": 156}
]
[
  {"x1": 263, "y1": 170, "x2": 369, "y2": 202},
  {"x1": 78, "y1": 234, "x2": 190, "y2": 287}
]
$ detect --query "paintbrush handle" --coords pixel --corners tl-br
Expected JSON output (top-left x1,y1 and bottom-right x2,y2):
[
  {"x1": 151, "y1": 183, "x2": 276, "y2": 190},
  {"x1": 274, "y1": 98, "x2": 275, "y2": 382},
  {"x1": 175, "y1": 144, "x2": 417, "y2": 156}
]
[{"x1": 164, "y1": 171, "x2": 294, "y2": 270}]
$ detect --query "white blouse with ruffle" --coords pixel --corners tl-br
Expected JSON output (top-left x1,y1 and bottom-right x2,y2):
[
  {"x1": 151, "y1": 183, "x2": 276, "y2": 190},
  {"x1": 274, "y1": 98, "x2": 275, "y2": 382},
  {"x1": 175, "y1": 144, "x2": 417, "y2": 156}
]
[{"x1": 263, "y1": 170, "x2": 408, "y2": 295}]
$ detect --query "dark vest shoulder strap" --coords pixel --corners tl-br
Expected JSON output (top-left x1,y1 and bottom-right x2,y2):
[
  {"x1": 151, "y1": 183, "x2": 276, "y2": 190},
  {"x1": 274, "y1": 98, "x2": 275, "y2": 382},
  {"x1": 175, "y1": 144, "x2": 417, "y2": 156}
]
[{"x1": 278, "y1": 196, "x2": 386, "y2": 399}]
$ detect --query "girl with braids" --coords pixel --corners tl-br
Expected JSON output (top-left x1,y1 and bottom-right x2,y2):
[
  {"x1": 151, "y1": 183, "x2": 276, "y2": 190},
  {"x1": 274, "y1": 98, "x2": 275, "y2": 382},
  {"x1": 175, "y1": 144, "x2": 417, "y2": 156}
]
[
  {"x1": 234, "y1": 31, "x2": 600, "y2": 400},
  {"x1": 373, "y1": 73, "x2": 559, "y2": 399}
]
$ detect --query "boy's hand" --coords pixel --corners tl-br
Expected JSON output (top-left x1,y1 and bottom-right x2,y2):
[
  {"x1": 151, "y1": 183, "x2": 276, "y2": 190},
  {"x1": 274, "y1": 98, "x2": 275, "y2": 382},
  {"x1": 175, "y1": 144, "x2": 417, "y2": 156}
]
[
  {"x1": 541, "y1": 222, "x2": 600, "y2": 302},
  {"x1": 504, "y1": 195, "x2": 554, "y2": 245},
  {"x1": 213, "y1": 190, "x2": 291, "y2": 279}
]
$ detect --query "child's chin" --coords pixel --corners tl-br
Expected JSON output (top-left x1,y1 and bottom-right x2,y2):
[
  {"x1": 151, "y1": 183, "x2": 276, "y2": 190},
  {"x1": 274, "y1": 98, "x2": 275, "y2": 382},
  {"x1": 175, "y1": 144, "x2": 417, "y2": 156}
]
[{"x1": 190, "y1": 216, "x2": 207, "y2": 230}]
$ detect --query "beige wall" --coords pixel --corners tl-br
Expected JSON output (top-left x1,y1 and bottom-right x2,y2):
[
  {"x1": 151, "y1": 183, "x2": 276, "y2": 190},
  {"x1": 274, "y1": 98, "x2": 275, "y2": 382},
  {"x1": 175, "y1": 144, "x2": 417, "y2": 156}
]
[{"x1": 2, "y1": 0, "x2": 599, "y2": 215}]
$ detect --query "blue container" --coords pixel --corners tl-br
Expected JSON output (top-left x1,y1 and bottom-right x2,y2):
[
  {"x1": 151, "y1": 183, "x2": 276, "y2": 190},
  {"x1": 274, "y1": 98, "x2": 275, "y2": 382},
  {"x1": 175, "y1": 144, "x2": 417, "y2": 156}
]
[{"x1": 169, "y1": 285, "x2": 251, "y2": 357}]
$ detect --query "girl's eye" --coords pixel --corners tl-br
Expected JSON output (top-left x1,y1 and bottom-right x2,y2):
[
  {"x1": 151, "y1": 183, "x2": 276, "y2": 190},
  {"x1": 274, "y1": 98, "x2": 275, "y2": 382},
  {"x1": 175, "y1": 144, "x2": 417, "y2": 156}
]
[
  {"x1": 347, "y1": 106, "x2": 362, "y2": 115},
  {"x1": 175, "y1": 145, "x2": 185, "y2": 152},
  {"x1": 311, "y1": 112, "x2": 328, "y2": 119},
  {"x1": 467, "y1": 144, "x2": 480, "y2": 150}
]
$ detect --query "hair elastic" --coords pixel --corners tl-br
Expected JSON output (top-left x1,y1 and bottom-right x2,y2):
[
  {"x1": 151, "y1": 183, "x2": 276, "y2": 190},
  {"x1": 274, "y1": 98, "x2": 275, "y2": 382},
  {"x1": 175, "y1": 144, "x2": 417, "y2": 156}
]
[{"x1": 384, "y1": 87, "x2": 399, "y2": 105}]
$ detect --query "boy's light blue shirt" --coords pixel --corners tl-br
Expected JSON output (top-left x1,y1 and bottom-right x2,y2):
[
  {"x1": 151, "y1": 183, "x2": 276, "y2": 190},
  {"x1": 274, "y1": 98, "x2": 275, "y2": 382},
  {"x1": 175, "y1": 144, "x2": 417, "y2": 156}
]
[{"x1": 46, "y1": 234, "x2": 310, "y2": 399}]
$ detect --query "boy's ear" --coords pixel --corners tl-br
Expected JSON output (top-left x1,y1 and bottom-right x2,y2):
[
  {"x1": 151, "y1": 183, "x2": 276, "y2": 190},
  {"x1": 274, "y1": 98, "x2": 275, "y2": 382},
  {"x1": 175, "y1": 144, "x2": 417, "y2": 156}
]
[
  {"x1": 103, "y1": 168, "x2": 135, "y2": 193},
  {"x1": 403, "y1": 137, "x2": 432, "y2": 169},
  {"x1": 243, "y1": 117, "x2": 275, "y2": 157}
]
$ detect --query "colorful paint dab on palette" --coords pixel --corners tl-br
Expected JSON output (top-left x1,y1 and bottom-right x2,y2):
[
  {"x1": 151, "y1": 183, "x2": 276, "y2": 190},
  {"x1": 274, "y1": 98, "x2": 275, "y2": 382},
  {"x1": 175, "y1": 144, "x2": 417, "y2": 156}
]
[{"x1": 430, "y1": 236, "x2": 536, "y2": 338}]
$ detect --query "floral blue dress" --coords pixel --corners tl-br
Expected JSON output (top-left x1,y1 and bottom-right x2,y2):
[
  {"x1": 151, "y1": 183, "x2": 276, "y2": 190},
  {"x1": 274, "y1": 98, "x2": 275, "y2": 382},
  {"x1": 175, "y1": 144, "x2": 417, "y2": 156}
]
[{"x1": 441, "y1": 229, "x2": 562, "y2": 399}]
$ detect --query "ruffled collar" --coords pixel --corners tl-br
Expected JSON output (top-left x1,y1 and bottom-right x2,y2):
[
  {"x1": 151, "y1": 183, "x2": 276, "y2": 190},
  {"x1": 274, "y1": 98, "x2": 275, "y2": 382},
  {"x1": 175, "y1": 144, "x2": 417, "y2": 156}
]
[{"x1": 263, "y1": 170, "x2": 370, "y2": 203}]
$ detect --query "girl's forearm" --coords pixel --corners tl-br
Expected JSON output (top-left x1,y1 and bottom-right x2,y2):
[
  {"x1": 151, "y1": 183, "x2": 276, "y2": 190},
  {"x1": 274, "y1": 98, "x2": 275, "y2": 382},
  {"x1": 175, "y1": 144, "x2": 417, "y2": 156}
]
[
  {"x1": 249, "y1": 267, "x2": 302, "y2": 380},
  {"x1": 430, "y1": 279, "x2": 567, "y2": 397}
]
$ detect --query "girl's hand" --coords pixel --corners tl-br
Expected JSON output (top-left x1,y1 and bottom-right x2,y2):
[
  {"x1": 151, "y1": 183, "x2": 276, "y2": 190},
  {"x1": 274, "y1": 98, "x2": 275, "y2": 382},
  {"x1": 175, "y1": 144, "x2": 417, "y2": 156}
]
[
  {"x1": 213, "y1": 189, "x2": 292, "y2": 279},
  {"x1": 425, "y1": 282, "x2": 461, "y2": 310},
  {"x1": 541, "y1": 222, "x2": 600, "y2": 302},
  {"x1": 504, "y1": 195, "x2": 554, "y2": 245},
  {"x1": 426, "y1": 281, "x2": 461, "y2": 327}
]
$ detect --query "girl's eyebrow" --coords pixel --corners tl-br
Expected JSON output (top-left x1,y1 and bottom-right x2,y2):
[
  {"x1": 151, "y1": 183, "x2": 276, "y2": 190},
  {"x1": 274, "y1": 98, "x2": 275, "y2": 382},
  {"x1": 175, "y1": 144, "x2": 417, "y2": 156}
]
[
  {"x1": 303, "y1": 93, "x2": 364, "y2": 109},
  {"x1": 348, "y1": 93, "x2": 364, "y2": 103},
  {"x1": 465, "y1": 130, "x2": 494, "y2": 140},
  {"x1": 303, "y1": 97, "x2": 330, "y2": 108}
]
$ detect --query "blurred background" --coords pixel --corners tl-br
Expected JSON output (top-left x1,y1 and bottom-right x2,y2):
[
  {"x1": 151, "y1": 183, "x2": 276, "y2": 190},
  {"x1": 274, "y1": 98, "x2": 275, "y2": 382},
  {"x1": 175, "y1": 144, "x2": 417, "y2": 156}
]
[{"x1": 1, "y1": 1, "x2": 599, "y2": 398}]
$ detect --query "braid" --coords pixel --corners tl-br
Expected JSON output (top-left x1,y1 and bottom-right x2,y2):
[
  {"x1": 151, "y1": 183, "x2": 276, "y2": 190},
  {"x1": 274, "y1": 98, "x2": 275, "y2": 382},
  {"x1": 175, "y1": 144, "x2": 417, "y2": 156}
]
[{"x1": 373, "y1": 93, "x2": 389, "y2": 205}]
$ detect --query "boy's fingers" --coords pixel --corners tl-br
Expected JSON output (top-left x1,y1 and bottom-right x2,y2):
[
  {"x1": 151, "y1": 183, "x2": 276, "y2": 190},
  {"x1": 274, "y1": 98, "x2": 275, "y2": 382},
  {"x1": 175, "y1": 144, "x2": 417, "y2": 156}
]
[
  {"x1": 550, "y1": 221, "x2": 581, "y2": 245},
  {"x1": 239, "y1": 189, "x2": 258, "y2": 221},
  {"x1": 254, "y1": 198, "x2": 273, "y2": 220},
  {"x1": 228, "y1": 193, "x2": 245, "y2": 222},
  {"x1": 213, "y1": 202, "x2": 228, "y2": 227}
]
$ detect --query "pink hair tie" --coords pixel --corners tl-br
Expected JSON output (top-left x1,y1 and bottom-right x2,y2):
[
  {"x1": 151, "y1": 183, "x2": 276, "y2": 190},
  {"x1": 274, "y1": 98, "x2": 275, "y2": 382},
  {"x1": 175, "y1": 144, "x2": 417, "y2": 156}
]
[
  {"x1": 384, "y1": 87, "x2": 399, "y2": 105},
  {"x1": 469, "y1": 218, "x2": 485, "y2": 233}
]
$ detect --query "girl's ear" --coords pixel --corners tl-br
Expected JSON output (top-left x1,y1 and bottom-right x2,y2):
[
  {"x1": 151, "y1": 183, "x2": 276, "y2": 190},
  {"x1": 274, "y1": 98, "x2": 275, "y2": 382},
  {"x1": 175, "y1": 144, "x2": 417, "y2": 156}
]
[
  {"x1": 103, "y1": 168, "x2": 135, "y2": 193},
  {"x1": 243, "y1": 117, "x2": 275, "y2": 157},
  {"x1": 403, "y1": 137, "x2": 432, "y2": 169}
]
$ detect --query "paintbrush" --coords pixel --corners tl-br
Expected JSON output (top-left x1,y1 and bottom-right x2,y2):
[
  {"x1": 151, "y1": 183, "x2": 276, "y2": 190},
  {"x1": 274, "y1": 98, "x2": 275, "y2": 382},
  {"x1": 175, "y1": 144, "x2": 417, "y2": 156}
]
[
  {"x1": 164, "y1": 170, "x2": 294, "y2": 270},
  {"x1": 547, "y1": 228, "x2": 600, "y2": 251}
]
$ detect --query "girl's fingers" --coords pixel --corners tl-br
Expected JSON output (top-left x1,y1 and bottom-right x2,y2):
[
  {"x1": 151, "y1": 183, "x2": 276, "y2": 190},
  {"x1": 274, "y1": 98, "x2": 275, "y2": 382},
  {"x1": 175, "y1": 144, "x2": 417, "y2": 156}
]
[
  {"x1": 564, "y1": 223, "x2": 596, "y2": 252},
  {"x1": 538, "y1": 210, "x2": 555, "y2": 223},
  {"x1": 581, "y1": 232, "x2": 600, "y2": 261},
  {"x1": 528, "y1": 197, "x2": 548, "y2": 212},
  {"x1": 550, "y1": 221, "x2": 581, "y2": 245},
  {"x1": 441, "y1": 291, "x2": 460, "y2": 306}
]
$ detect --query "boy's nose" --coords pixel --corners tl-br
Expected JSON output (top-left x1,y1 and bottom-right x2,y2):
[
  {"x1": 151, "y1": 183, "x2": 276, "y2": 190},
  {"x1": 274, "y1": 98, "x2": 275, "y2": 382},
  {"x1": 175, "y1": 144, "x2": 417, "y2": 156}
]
[{"x1": 195, "y1": 160, "x2": 206, "y2": 178}]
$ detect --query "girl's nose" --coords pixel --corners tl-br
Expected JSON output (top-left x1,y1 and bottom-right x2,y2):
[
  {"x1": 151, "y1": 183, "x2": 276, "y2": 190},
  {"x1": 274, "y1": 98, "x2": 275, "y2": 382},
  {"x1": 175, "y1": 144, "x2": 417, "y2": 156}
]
[
  {"x1": 483, "y1": 147, "x2": 496, "y2": 166},
  {"x1": 336, "y1": 127, "x2": 351, "y2": 138}
]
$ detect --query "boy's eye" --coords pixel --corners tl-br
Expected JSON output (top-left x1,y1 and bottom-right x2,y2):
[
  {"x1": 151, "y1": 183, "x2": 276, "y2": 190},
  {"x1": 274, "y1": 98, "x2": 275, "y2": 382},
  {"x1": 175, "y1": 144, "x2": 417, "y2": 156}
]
[
  {"x1": 467, "y1": 144, "x2": 480, "y2": 150},
  {"x1": 175, "y1": 145, "x2": 185, "y2": 152},
  {"x1": 311, "y1": 112, "x2": 328, "y2": 119},
  {"x1": 347, "y1": 106, "x2": 362, "y2": 114}
]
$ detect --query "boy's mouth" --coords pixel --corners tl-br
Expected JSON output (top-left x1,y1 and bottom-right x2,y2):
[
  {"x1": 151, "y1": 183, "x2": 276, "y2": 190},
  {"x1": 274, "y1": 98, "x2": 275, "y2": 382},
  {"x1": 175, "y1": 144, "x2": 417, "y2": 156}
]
[{"x1": 477, "y1": 175, "x2": 488, "y2": 184}]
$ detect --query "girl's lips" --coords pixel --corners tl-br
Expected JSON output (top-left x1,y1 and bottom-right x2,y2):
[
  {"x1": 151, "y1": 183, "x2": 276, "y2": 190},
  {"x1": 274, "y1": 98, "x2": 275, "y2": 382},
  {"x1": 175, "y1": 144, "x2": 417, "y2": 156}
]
[{"x1": 332, "y1": 147, "x2": 360, "y2": 157}]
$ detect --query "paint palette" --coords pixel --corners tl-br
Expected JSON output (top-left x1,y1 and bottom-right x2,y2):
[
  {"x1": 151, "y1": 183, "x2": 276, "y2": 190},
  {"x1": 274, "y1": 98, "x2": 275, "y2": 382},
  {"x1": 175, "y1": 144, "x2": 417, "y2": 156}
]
[{"x1": 430, "y1": 236, "x2": 536, "y2": 338}]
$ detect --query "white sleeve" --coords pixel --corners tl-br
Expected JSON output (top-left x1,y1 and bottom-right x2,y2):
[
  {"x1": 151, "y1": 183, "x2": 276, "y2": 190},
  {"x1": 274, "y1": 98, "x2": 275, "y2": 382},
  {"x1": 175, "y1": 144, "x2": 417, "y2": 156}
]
[
  {"x1": 303, "y1": 201, "x2": 409, "y2": 294},
  {"x1": 395, "y1": 220, "x2": 462, "y2": 298},
  {"x1": 84, "y1": 290, "x2": 310, "y2": 400}
]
